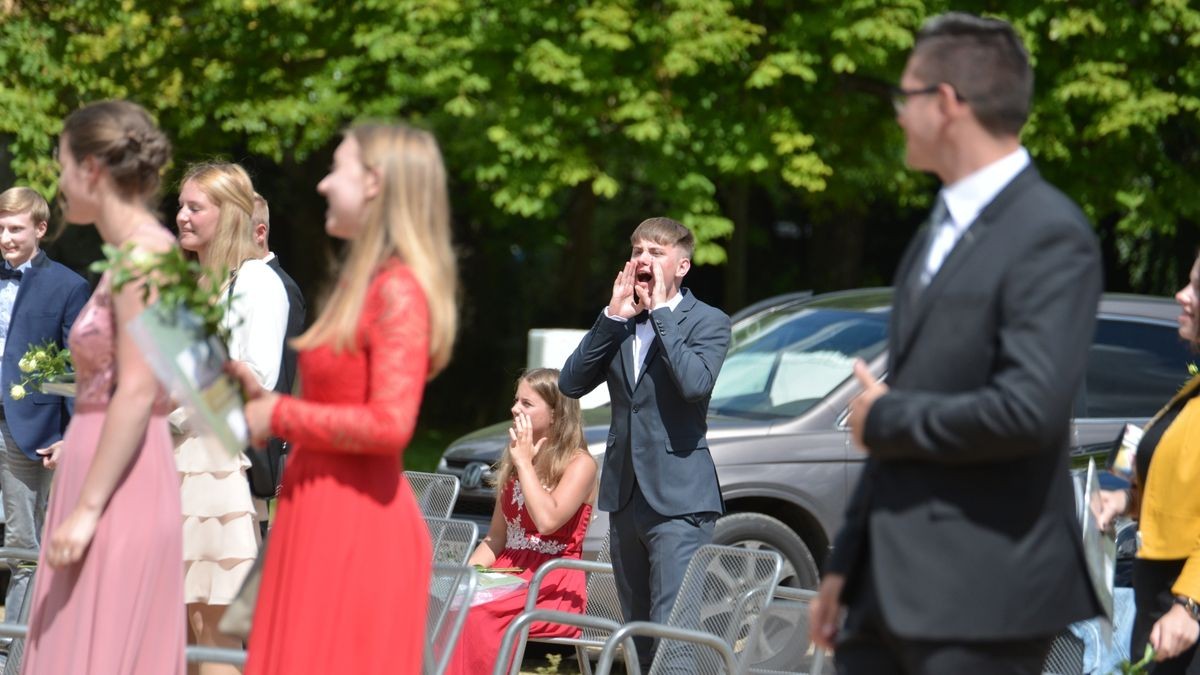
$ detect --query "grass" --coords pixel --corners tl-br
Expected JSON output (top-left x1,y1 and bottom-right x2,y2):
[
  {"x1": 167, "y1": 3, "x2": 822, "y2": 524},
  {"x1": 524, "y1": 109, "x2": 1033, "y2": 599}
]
[{"x1": 404, "y1": 427, "x2": 467, "y2": 472}]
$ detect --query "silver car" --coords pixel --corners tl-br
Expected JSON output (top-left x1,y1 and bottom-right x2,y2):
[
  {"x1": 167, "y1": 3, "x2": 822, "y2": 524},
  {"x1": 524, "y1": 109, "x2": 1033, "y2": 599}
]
[{"x1": 436, "y1": 288, "x2": 1188, "y2": 668}]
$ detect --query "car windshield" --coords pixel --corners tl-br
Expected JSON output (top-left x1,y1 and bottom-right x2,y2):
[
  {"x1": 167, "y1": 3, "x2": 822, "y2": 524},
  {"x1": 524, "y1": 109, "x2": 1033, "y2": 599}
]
[{"x1": 710, "y1": 303, "x2": 890, "y2": 419}]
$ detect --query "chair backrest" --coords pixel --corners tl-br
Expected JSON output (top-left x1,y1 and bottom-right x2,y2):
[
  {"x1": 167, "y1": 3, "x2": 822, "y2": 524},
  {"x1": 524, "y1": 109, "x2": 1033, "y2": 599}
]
[
  {"x1": 425, "y1": 563, "x2": 478, "y2": 675},
  {"x1": 425, "y1": 517, "x2": 479, "y2": 565},
  {"x1": 580, "y1": 529, "x2": 626, "y2": 643},
  {"x1": 1042, "y1": 629, "x2": 1085, "y2": 675},
  {"x1": 650, "y1": 544, "x2": 783, "y2": 675},
  {"x1": 407, "y1": 471, "x2": 461, "y2": 519}
]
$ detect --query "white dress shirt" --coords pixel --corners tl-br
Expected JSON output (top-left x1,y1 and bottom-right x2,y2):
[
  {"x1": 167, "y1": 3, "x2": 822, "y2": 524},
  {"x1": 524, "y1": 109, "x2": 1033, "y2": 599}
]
[
  {"x1": 223, "y1": 258, "x2": 289, "y2": 390},
  {"x1": 921, "y1": 147, "x2": 1031, "y2": 285},
  {"x1": 605, "y1": 290, "x2": 684, "y2": 381}
]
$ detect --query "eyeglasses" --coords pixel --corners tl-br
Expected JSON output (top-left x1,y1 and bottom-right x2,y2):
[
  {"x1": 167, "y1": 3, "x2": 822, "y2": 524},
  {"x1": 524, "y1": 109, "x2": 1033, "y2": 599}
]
[{"x1": 889, "y1": 83, "x2": 966, "y2": 113}]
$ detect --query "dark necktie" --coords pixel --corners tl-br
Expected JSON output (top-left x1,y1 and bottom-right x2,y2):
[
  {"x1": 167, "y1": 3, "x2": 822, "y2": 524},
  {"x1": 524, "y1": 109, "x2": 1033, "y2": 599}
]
[
  {"x1": 634, "y1": 310, "x2": 650, "y2": 324},
  {"x1": 0, "y1": 267, "x2": 22, "y2": 281},
  {"x1": 909, "y1": 195, "x2": 949, "y2": 302}
]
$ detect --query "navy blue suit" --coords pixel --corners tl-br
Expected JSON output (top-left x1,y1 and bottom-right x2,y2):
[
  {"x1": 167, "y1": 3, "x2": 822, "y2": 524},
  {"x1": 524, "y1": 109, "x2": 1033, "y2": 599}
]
[{"x1": 1, "y1": 251, "x2": 90, "y2": 460}]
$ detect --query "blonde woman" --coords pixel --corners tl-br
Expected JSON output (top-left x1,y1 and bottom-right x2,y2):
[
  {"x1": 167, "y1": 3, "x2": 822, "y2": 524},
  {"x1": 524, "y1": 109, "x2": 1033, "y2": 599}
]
[
  {"x1": 230, "y1": 124, "x2": 458, "y2": 675},
  {"x1": 23, "y1": 100, "x2": 184, "y2": 674},
  {"x1": 446, "y1": 368, "x2": 597, "y2": 675},
  {"x1": 174, "y1": 162, "x2": 288, "y2": 674}
]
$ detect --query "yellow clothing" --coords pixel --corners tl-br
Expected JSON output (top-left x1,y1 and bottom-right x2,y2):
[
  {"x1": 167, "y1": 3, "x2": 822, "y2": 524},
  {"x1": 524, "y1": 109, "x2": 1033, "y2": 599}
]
[{"x1": 1139, "y1": 377, "x2": 1200, "y2": 602}]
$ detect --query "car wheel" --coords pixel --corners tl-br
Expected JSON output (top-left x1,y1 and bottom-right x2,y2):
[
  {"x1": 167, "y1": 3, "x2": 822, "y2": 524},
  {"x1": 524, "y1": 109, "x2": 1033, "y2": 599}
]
[{"x1": 712, "y1": 511, "x2": 821, "y2": 671}]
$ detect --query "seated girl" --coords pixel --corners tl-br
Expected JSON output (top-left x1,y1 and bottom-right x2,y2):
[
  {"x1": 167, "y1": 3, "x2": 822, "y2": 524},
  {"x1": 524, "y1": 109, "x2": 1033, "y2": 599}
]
[{"x1": 446, "y1": 367, "x2": 597, "y2": 674}]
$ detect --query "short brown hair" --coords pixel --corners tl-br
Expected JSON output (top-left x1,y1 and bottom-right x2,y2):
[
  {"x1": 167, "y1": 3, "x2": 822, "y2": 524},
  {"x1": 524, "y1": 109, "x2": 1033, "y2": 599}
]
[
  {"x1": 630, "y1": 217, "x2": 694, "y2": 259},
  {"x1": 0, "y1": 187, "x2": 50, "y2": 225},
  {"x1": 911, "y1": 13, "x2": 1032, "y2": 137},
  {"x1": 252, "y1": 192, "x2": 269, "y2": 228},
  {"x1": 62, "y1": 100, "x2": 171, "y2": 201}
]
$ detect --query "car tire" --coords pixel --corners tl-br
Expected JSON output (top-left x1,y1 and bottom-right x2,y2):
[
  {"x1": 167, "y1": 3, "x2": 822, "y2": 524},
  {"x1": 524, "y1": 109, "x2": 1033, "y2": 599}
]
[{"x1": 712, "y1": 511, "x2": 821, "y2": 671}]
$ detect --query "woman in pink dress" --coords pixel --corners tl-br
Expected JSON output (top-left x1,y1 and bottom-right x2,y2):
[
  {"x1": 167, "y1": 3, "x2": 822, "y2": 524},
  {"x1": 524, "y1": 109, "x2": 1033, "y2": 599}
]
[
  {"x1": 22, "y1": 100, "x2": 186, "y2": 674},
  {"x1": 446, "y1": 367, "x2": 598, "y2": 674},
  {"x1": 231, "y1": 123, "x2": 459, "y2": 675}
]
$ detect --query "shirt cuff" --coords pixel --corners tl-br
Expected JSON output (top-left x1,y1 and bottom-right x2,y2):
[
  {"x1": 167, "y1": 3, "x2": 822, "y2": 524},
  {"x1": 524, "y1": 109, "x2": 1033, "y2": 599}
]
[{"x1": 604, "y1": 306, "x2": 628, "y2": 323}]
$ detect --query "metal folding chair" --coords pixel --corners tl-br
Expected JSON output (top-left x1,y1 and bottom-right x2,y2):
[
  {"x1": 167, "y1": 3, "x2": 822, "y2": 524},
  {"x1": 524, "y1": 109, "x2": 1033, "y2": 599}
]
[
  {"x1": 592, "y1": 543, "x2": 784, "y2": 675},
  {"x1": 425, "y1": 563, "x2": 478, "y2": 675},
  {"x1": 0, "y1": 546, "x2": 38, "y2": 675},
  {"x1": 406, "y1": 470, "x2": 461, "y2": 519},
  {"x1": 425, "y1": 517, "x2": 479, "y2": 565},
  {"x1": 1041, "y1": 629, "x2": 1085, "y2": 675},
  {"x1": 747, "y1": 586, "x2": 826, "y2": 675},
  {"x1": 500, "y1": 531, "x2": 630, "y2": 675}
]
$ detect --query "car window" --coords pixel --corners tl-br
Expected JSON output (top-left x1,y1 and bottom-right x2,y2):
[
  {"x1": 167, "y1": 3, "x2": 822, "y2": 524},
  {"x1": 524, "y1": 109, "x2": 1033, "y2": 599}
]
[
  {"x1": 712, "y1": 308, "x2": 889, "y2": 419},
  {"x1": 1083, "y1": 318, "x2": 1194, "y2": 419}
]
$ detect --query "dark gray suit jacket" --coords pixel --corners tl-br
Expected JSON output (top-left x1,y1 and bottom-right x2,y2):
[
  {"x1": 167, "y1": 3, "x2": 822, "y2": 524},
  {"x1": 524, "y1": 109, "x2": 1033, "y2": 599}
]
[
  {"x1": 560, "y1": 289, "x2": 731, "y2": 517},
  {"x1": 827, "y1": 165, "x2": 1102, "y2": 640}
]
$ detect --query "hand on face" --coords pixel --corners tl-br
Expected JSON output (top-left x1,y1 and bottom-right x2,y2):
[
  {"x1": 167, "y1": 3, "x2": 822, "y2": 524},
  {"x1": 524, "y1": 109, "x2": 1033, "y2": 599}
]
[
  {"x1": 607, "y1": 260, "x2": 640, "y2": 320},
  {"x1": 634, "y1": 260, "x2": 669, "y2": 310},
  {"x1": 508, "y1": 412, "x2": 546, "y2": 468}
]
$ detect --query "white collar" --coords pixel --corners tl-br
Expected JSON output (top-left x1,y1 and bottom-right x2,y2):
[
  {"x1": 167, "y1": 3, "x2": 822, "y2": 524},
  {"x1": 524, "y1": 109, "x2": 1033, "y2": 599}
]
[
  {"x1": 940, "y1": 147, "x2": 1030, "y2": 233},
  {"x1": 261, "y1": 251, "x2": 277, "y2": 264},
  {"x1": 4, "y1": 253, "x2": 38, "y2": 273},
  {"x1": 660, "y1": 290, "x2": 684, "y2": 313}
]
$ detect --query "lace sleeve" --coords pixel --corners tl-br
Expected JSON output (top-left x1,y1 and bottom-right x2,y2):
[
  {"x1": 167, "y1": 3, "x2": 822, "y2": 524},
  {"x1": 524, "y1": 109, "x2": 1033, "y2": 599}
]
[{"x1": 271, "y1": 266, "x2": 431, "y2": 455}]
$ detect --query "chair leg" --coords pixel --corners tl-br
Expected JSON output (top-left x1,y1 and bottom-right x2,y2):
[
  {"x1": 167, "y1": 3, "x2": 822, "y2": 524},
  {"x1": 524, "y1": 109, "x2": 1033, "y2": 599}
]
[{"x1": 576, "y1": 645, "x2": 593, "y2": 675}]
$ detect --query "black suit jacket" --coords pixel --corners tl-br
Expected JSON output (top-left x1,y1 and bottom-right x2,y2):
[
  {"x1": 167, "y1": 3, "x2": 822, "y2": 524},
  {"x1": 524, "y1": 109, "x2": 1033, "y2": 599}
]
[
  {"x1": 266, "y1": 254, "x2": 306, "y2": 394},
  {"x1": 827, "y1": 165, "x2": 1102, "y2": 640},
  {"x1": 560, "y1": 290, "x2": 731, "y2": 516},
  {"x1": 1, "y1": 251, "x2": 90, "y2": 460}
]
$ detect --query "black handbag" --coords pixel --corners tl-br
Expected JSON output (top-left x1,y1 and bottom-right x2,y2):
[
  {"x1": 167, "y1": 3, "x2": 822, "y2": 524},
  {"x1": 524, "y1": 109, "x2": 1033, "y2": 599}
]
[{"x1": 246, "y1": 437, "x2": 287, "y2": 499}]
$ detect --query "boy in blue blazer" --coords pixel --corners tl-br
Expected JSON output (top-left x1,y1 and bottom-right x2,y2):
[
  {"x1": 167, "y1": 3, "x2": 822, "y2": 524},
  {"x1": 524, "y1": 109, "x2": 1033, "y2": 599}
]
[{"x1": 0, "y1": 187, "x2": 89, "y2": 632}]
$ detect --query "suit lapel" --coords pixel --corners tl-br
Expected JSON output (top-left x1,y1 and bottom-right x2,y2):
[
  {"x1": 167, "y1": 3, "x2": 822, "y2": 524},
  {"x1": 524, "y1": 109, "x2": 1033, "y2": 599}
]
[
  {"x1": 9, "y1": 251, "x2": 48, "y2": 323},
  {"x1": 619, "y1": 323, "x2": 637, "y2": 392},
  {"x1": 634, "y1": 290, "x2": 695, "y2": 388},
  {"x1": 892, "y1": 166, "x2": 1040, "y2": 370}
]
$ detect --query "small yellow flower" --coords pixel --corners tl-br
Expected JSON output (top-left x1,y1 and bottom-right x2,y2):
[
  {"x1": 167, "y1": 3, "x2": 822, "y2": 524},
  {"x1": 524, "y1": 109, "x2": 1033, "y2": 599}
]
[
  {"x1": 18, "y1": 357, "x2": 34, "y2": 373},
  {"x1": 1189, "y1": 362, "x2": 1198, "y2": 376},
  {"x1": 9, "y1": 384, "x2": 26, "y2": 401}
]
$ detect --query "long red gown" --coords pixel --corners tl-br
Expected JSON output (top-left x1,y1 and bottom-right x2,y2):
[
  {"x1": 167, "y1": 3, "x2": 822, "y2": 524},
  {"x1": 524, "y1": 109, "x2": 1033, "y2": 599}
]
[
  {"x1": 245, "y1": 260, "x2": 432, "y2": 675},
  {"x1": 445, "y1": 477, "x2": 593, "y2": 674}
]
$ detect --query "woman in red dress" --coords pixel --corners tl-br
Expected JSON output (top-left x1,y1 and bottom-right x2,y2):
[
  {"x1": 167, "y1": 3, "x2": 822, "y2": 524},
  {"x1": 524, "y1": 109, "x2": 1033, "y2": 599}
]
[
  {"x1": 446, "y1": 367, "x2": 598, "y2": 674},
  {"x1": 232, "y1": 123, "x2": 458, "y2": 675}
]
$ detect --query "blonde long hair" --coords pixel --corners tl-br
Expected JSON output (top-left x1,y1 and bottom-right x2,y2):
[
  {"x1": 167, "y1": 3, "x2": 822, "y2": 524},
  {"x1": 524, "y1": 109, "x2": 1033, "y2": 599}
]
[
  {"x1": 180, "y1": 162, "x2": 259, "y2": 288},
  {"x1": 492, "y1": 368, "x2": 590, "y2": 492},
  {"x1": 293, "y1": 123, "x2": 458, "y2": 378}
]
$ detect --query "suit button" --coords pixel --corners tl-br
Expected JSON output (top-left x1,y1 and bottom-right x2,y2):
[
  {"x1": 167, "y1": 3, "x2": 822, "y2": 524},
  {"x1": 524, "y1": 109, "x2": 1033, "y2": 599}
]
[{"x1": 633, "y1": 405, "x2": 640, "y2": 413}]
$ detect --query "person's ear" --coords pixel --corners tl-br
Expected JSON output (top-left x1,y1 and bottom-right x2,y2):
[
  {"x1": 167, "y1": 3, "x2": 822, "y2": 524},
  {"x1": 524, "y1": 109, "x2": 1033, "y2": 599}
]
[
  {"x1": 363, "y1": 166, "x2": 382, "y2": 201},
  {"x1": 34, "y1": 220, "x2": 48, "y2": 241},
  {"x1": 677, "y1": 256, "x2": 691, "y2": 278},
  {"x1": 254, "y1": 221, "x2": 268, "y2": 249}
]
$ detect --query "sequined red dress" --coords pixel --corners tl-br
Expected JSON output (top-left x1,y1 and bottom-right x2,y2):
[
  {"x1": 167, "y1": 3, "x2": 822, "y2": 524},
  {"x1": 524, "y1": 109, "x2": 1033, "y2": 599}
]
[
  {"x1": 445, "y1": 477, "x2": 593, "y2": 674},
  {"x1": 245, "y1": 261, "x2": 432, "y2": 675}
]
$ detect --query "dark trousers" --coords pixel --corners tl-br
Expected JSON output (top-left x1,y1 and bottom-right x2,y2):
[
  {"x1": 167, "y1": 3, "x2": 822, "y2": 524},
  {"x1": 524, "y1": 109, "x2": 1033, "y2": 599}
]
[
  {"x1": 609, "y1": 482, "x2": 716, "y2": 668},
  {"x1": 837, "y1": 570, "x2": 1054, "y2": 675},
  {"x1": 1132, "y1": 558, "x2": 1200, "y2": 674}
]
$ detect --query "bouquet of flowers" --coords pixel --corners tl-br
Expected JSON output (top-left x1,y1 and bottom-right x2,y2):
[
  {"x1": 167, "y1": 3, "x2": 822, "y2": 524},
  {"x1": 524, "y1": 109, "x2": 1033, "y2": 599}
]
[
  {"x1": 92, "y1": 243, "x2": 248, "y2": 455},
  {"x1": 9, "y1": 340, "x2": 73, "y2": 400}
]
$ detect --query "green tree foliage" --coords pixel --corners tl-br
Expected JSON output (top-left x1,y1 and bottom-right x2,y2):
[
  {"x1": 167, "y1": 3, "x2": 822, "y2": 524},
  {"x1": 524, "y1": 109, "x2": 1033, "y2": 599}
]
[{"x1": 2, "y1": 0, "x2": 1197, "y2": 425}]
